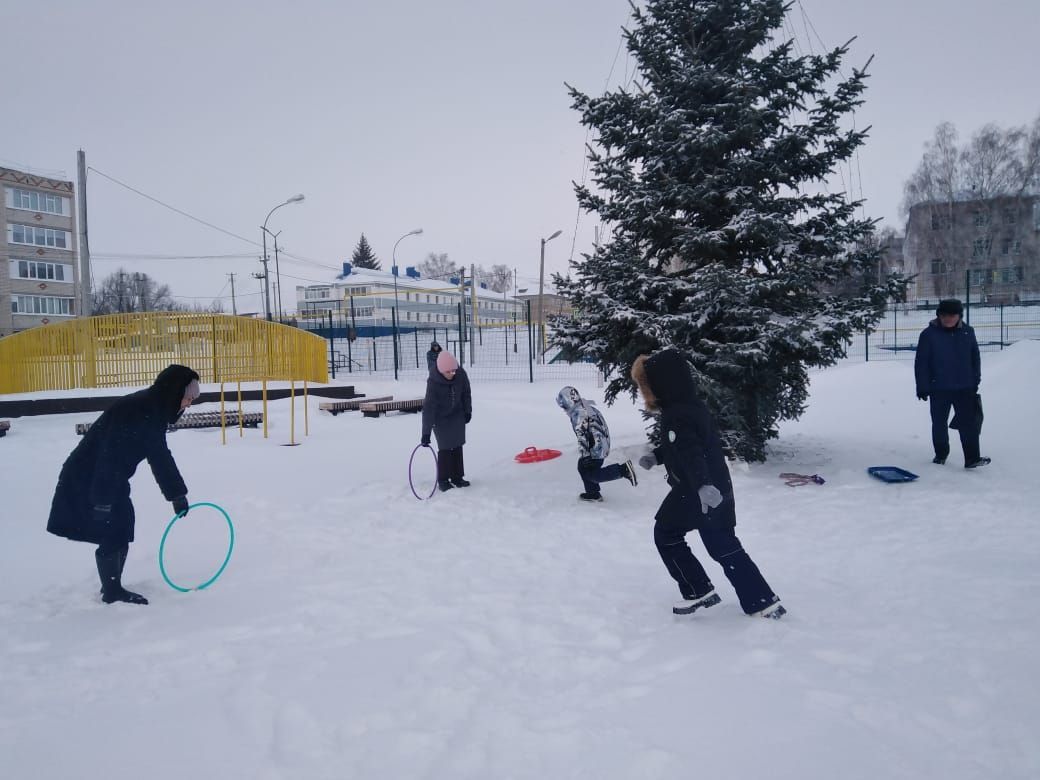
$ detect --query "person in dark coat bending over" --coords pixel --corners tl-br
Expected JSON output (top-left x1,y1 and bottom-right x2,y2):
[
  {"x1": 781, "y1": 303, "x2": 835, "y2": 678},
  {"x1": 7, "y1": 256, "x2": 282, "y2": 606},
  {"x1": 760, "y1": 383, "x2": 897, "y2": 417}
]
[
  {"x1": 47, "y1": 364, "x2": 201, "y2": 605},
  {"x1": 421, "y1": 350, "x2": 472, "y2": 491},
  {"x1": 914, "y1": 298, "x2": 989, "y2": 468},
  {"x1": 632, "y1": 349, "x2": 785, "y2": 619}
]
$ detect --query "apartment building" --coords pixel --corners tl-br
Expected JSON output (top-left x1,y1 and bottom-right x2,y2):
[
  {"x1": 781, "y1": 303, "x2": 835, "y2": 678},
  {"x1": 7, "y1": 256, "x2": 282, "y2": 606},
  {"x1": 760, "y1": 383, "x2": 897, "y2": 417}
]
[
  {"x1": 903, "y1": 195, "x2": 1040, "y2": 304},
  {"x1": 1, "y1": 166, "x2": 81, "y2": 336}
]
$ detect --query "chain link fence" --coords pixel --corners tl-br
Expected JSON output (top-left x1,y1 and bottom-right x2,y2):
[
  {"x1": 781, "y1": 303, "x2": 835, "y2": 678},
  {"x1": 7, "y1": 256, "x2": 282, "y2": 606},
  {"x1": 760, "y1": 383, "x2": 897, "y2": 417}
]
[
  {"x1": 848, "y1": 301, "x2": 1040, "y2": 361},
  {"x1": 295, "y1": 297, "x2": 599, "y2": 384}
]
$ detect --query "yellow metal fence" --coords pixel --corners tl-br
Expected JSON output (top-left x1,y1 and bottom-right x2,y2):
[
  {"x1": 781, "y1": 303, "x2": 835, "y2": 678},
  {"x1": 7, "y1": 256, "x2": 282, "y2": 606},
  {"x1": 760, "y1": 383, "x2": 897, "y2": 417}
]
[{"x1": 0, "y1": 313, "x2": 328, "y2": 394}]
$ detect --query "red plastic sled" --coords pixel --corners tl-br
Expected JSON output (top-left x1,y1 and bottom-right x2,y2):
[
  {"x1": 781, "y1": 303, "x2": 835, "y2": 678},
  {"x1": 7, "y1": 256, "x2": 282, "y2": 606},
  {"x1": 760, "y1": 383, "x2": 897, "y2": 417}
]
[{"x1": 514, "y1": 446, "x2": 562, "y2": 464}]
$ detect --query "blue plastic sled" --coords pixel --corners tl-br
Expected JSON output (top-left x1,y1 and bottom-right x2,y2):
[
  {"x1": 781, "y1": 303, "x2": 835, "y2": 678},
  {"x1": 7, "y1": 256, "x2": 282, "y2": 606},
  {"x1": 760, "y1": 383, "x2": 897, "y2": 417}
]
[{"x1": 867, "y1": 466, "x2": 919, "y2": 483}]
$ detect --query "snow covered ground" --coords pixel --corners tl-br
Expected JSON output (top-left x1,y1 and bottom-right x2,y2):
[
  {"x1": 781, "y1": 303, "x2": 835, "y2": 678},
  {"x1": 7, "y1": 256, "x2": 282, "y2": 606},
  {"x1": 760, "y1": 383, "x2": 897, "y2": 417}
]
[{"x1": 2, "y1": 344, "x2": 1039, "y2": 779}]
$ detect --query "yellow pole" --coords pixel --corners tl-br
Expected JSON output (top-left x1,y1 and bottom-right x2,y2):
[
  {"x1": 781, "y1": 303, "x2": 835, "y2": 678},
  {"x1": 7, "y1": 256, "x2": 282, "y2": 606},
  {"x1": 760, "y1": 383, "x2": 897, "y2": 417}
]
[
  {"x1": 237, "y1": 380, "x2": 243, "y2": 437},
  {"x1": 220, "y1": 382, "x2": 226, "y2": 446},
  {"x1": 289, "y1": 379, "x2": 296, "y2": 446},
  {"x1": 304, "y1": 379, "x2": 309, "y2": 436},
  {"x1": 262, "y1": 379, "x2": 268, "y2": 439}
]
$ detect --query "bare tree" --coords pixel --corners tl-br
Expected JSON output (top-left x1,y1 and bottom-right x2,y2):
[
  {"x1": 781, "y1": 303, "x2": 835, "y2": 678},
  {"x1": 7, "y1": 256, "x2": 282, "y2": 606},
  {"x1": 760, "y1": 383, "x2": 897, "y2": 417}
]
[
  {"x1": 417, "y1": 252, "x2": 457, "y2": 280},
  {"x1": 476, "y1": 264, "x2": 513, "y2": 293},
  {"x1": 91, "y1": 269, "x2": 180, "y2": 314},
  {"x1": 902, "y1": 115, "x2": 1040, "y2": 215}
]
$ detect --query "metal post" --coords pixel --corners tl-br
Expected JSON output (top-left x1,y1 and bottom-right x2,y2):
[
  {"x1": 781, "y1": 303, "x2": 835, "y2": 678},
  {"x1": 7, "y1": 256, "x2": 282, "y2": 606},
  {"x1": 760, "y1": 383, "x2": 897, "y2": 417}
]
[
  {"x1": 414, "y1": 328, "x2": 419, "y2": 368},
  {"x1": 328, "y1": 311, "x2": 336, "y2": 379},
  {"x1": 457, "y1": 302, "x2": 465, "y2": 367},
  {"x1": 965, "y1": 269, "x2": 971, "y2": 326},
  {"x1": 893, "y1": 305, "x2": 898, "y2": 351},
  {"x1": 526, "y1": 299, "x2": 534, "y2": 383},
  {"x1": 1000, "y1": 304, "x2": 1004, "y2": 349},
  {"x1": 864, "y1": 329, "x2": 869, "y2": 362},
  {"x1": 392, "y1": 306, "x2": 400, "y2": 380}
]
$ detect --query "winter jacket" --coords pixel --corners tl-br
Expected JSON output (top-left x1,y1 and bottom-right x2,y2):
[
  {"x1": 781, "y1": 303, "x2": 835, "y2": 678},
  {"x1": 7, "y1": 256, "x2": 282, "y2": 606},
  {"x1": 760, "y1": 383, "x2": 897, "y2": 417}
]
[
  {"x1": 556, "y1": 386, "x2": 611, "y2": 460},
  {"x1": 914, "y1": 319, "x2": 981, "y2": 395},
  {"x1": 47, "y1": 364, "x2": 197, "y2": 545},
  {"x1": 426, "y1": 342, "x2": 442, "y2": 373},
  {"x1": 642, "y1": 349, "x2": 735, "y2": 529},
  {"x1": 422, "y1": 366, "x2": 472, "y2": 450}
]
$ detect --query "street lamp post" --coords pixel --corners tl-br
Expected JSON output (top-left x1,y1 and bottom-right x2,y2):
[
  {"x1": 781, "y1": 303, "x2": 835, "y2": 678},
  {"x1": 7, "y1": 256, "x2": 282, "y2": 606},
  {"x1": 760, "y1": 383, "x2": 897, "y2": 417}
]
[
  {"x1": 538, "y1": 229, "x2": 562, "y2": 363},
  {"x1": 261, "y1": 193, "x2": 304, "y2": 321},
  {"x1": 391, "y1": 228, "x2": 423, "y2": 366}
]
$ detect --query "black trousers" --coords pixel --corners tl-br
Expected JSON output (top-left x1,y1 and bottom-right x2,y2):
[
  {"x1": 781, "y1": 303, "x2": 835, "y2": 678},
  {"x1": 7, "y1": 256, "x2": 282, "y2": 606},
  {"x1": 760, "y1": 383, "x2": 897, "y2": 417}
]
[
  {"x1": 577, "y1": 457, "x2": 626, "y2": 496},
  {"x1": 929, "y1": 389, "x2": 980, "y2": 464},
  {"x1": 653, "y1": 494, "x2": 778, "y2": 614},
  {"x1": 437, "y1": 446, "x2": 465, "y2": 481}
]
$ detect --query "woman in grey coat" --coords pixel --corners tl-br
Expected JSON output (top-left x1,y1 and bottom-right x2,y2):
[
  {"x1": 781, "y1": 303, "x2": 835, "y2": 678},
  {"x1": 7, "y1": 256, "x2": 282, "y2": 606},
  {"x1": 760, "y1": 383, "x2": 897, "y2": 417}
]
[{"x1": 421, "y1": 351, "x2": 472, "y2": 491}]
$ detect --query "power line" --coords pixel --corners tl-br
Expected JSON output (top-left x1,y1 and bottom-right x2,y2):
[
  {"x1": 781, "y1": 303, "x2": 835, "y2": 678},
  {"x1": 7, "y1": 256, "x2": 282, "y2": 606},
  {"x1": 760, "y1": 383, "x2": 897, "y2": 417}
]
[
  {"x1": 87, "y1": 166, "x2": 342, "y2": 272},
  {"x1": 88, "y1": 167, "x2": 261, "y2": 247}
]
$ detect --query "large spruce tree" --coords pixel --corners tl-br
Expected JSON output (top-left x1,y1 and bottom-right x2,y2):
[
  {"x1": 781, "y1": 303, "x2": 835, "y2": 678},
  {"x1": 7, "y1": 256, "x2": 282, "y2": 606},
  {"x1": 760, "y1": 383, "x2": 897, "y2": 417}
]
[
  {"x1": 351, "y1": 234, "x2": 380, "y2": 270},
  {"x1": 554, "y1": 0, "x2": 908, "y2": 461}
]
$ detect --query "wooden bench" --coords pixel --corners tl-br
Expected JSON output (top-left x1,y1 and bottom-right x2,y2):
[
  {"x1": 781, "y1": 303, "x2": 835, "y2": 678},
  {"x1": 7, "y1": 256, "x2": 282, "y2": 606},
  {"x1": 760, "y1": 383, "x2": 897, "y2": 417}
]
[
  {"x1": 0, "y1": 420, "x2": 10, "y2": 438},
  {"x1": 76, "y1": 411, "x2": 263, "y2": 436},
  {"x1": 319, "y1": 396, "x2": 392, "y2": 416},
  {"x1": 360, "y1": 399, "x2": 423, "y2": 418}
]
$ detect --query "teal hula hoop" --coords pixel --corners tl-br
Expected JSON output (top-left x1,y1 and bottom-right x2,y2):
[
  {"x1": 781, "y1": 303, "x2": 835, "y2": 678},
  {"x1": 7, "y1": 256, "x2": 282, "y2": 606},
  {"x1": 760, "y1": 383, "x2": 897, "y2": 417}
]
[{"x1": 159, "y1": 501, "x2": 235, "y2": 592}]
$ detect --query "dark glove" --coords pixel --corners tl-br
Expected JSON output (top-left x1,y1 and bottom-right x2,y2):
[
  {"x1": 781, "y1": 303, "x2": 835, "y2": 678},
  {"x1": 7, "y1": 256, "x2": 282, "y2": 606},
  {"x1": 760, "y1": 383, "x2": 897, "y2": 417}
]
[
  {"x1": 697, "y1": 485, "x2": 724, "y2": 514},
  {"x1": 172, "y1": 496, "x2": 190, "y2": 516},
  {"x1": 421, "y1": 434, "x2": 431, "y2": 447},
  {"x1": 92, "y1": 505, "x2": 112, "y2": 526},
  {"x1": 916, "y1": 391, "x2": 928, "y2": 401},
  {"x1": 638, "y1": 453, "x2": 657, "y2": 470},
  {"x1": 464, "y1": 413, "x2": 471, "y2": 424}
]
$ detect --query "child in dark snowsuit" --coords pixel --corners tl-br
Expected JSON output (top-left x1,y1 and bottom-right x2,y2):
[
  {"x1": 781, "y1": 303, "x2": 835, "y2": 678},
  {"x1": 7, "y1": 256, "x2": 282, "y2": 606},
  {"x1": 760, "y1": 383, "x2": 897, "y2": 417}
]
[
  {"x1": 556, "y1": 386, "x2": 637, "y2": 502},
  {"x1": 632, "y1": 349, "x2": 785, "y2": 618},
  {"x1": 47, "y1": 364, "x2": 200, "y2": 605}
]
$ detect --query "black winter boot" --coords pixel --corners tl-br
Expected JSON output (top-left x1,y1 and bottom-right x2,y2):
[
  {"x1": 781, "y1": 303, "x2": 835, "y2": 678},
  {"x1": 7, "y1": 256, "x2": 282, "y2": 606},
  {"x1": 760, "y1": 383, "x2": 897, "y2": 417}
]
[{"x1": 96, "y1": 545, "x2": 148, "y2": 605}]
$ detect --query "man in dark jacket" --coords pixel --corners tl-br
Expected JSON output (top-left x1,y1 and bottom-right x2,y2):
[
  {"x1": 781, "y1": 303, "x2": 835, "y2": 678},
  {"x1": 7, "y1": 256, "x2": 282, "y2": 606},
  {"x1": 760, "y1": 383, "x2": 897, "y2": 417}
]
[
  {"x1": 426, "y1": 340, "x2": 443, "y2": 373},
  {"x1": 421, "y1": 351, "x2": 472, "y2": 491},
  {"x1": 48, "y1": 364, "x2": 200, "y2": 605},
  {"x1": 914, "y1": 299, "x2": 989, "y2": 468},
  {"x1": 632, "y1": 349, "x2": 784, "y2": 618}
]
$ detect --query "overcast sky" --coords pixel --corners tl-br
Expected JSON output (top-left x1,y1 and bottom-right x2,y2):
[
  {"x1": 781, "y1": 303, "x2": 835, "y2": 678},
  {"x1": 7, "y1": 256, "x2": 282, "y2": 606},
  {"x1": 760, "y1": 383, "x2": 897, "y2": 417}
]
[{"x1": 3, "y1": 0, "x2": 1037, "y2": 312}]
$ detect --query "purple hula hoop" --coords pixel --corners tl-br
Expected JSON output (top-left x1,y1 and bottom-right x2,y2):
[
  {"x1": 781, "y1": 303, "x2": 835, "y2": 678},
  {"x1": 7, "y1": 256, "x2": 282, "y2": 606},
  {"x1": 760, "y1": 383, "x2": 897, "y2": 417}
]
[{"x1": 409, "y1": 444, "x2": 438, "y2": 500}]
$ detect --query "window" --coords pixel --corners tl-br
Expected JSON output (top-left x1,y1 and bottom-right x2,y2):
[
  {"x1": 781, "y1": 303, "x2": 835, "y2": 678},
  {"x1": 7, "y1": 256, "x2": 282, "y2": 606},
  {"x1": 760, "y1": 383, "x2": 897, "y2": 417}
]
[
  {"x1": 1003, "y1": 209, "x2": 1017, "y2": 225},
  {"x1": 12, "y1": 294, "x2": 73, "y2": 316},
  {"x1": 930, "y1": 259, "x2": 947, "y2": 275},
  {"x1": 1011, "y1": 240, "x2": 1022, "y2": 255},
  {"x1": 973, "y1": 210, "x2": 990, "y2": 227},
  {"x1": 406, "y1": 311, "x2": 412, "y2": 321},
  {"x1": 8, "y1": 224, "x2": 71, "y2": 249},
  {"x1": 6, "y1": 187, "x2": 67, "y2": 216},
  {"x1": 427, "y1": 313, "x2": 431, "y2": 322},
  {"x1": 426, "y1": 295, "x2": 430, "y2": 303},
  {"x1": 972, "y1": 238, "x2": 991, "y2": 258},
  {"x1": 1000, "y1": 267, "x2": 1024, "y2": 284},
  {"x1": 11, "y1": 259, "x2": 71, "y2": 281},
  {"x1": 970, "y1": 269, "x2": 986, "y2": 286}
]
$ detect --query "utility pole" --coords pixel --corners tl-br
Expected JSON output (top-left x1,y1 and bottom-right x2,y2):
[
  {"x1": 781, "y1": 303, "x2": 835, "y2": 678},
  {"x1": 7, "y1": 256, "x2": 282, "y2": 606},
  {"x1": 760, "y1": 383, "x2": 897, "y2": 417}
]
[
  {"x1": 272, "y1": 231, "x2": 283, "y2": 320},
  {"x1": 227, "y1": 273, "x2": 238, "y2": 315},
  {"x1": 76, "y1": 150, "x2": 91, "y2": 318},
  {"x1": 253, "y1": 259, "x2": 268, "y2": 319}
]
